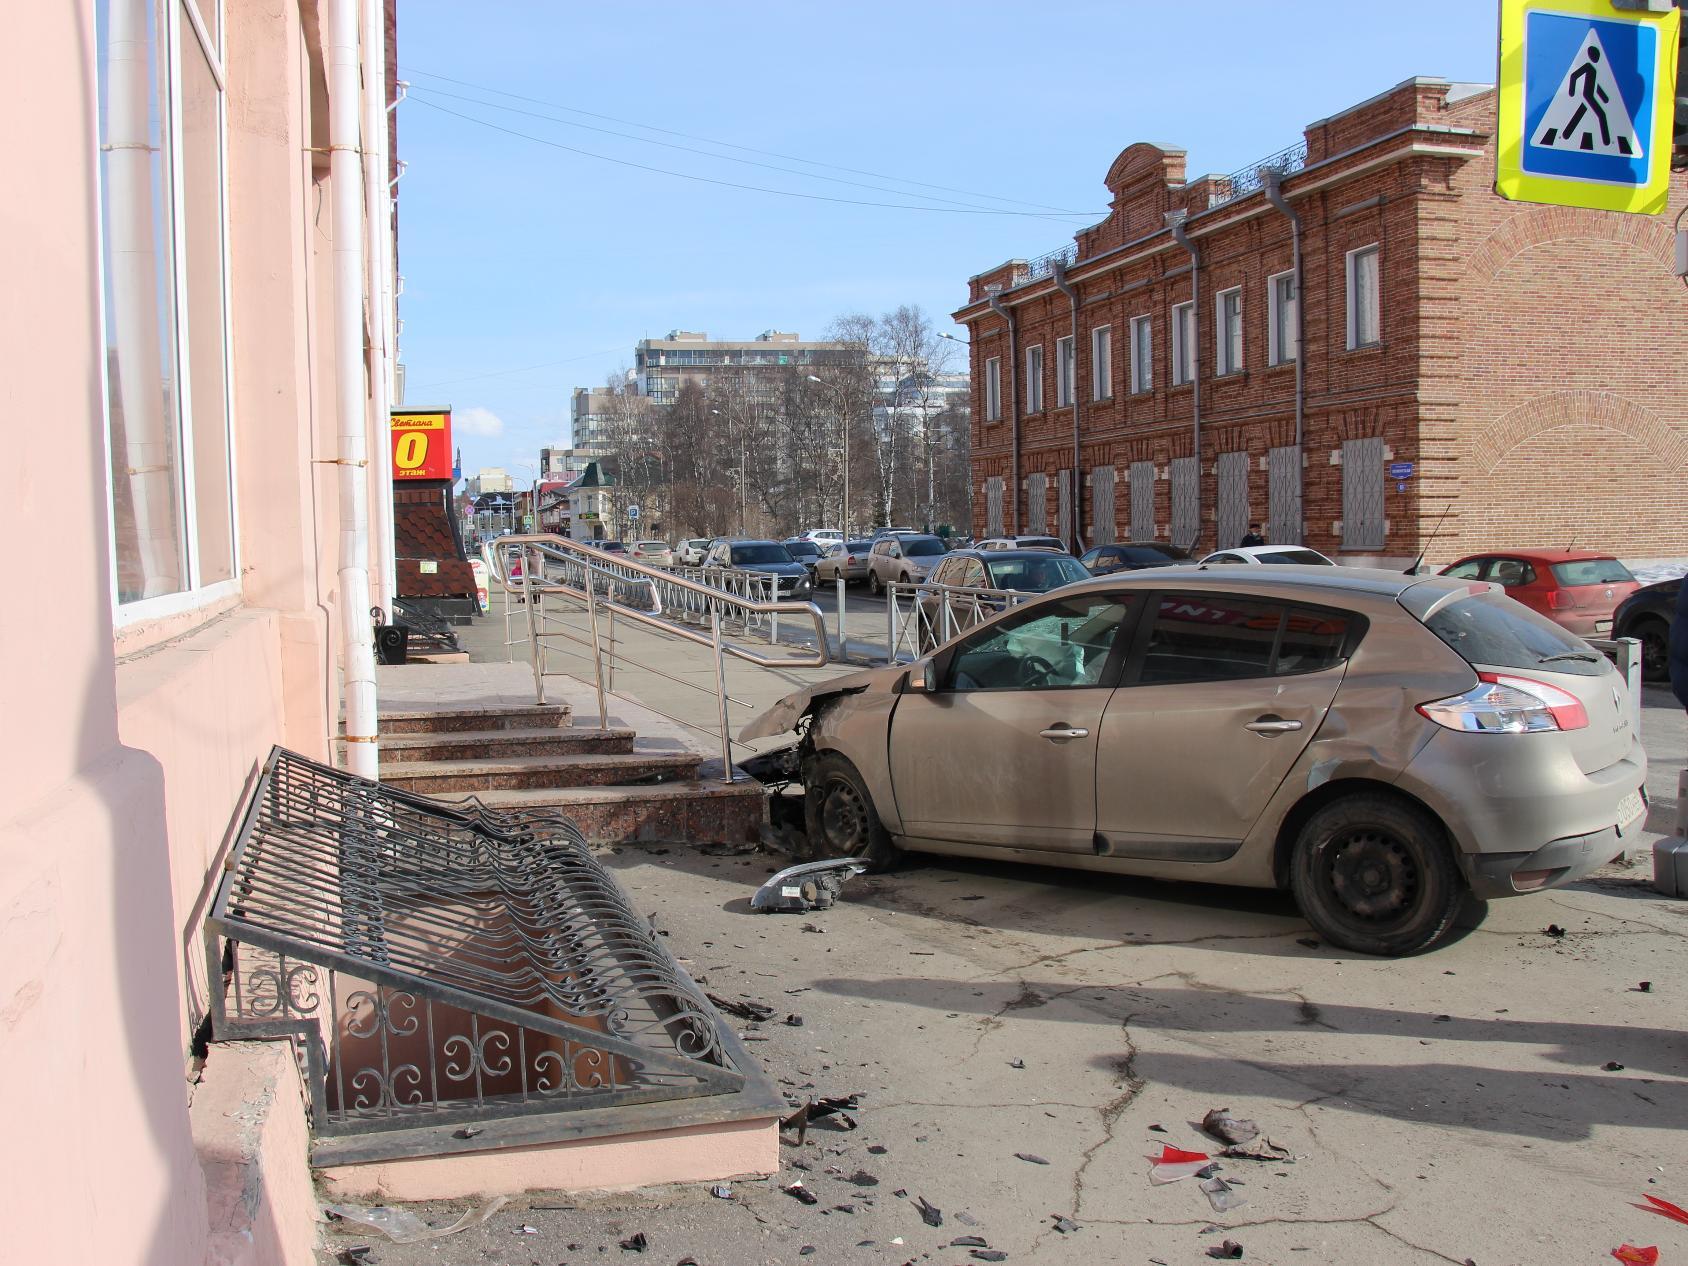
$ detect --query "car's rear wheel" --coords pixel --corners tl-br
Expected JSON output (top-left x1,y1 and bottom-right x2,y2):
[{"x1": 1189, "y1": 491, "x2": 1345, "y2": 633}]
[
  {"x1": 1627, "y1": 616, "x2": 1669, "y2": 682},
  {"x1": 869, "y1": 570, "x2": 883, "y2": 596},
  {"x1": 1289, "y1": 793, "x2": 1464, "y2": 956},
  {"x1": 803, "y1": 752, "x2": 899, "y2": 870}
]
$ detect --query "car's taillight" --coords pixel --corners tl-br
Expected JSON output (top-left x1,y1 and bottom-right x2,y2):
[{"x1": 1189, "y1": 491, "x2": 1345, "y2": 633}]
[
  {"x1": 1416, "y1": 672, "x2": 1588, "y2": 733},
  {"x1": 1546, "y1": 589, "x2": 1574, "y2": 610}
]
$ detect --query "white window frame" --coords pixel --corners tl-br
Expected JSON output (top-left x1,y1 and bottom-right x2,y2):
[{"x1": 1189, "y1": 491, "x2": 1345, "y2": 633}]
[
  {"x1": 1268, "y1": 269, "x2": 1298, "y2": 366},
  {"x1": 1214, "y1": 286, "x2": 1243, "y2": 376},
  {"x1": 1129, "y1": 314, "x2": 1152, "y2": 393},
  {"x1": 98, "y1": 0, "x2": 241, "y2": 628},
  {"x1": 1025, "y1": 343, "x2": 1045, "y2": 413},
  {"x1": 1171, "y1": 302, "x2": 1195, "y2": 387},
  {"x1": 1346, "y1": 243, "x2": 1381, "y2": 350},
  {"x1": 984, "y1": 356, "x2": 1001, "y2": 422},
  {"x1": 1055, "y1": 335, "x2": 1074, "y2": 408},
  {"x1": 1090, "y1": 325, "x2": 1112, "y2": 400}
]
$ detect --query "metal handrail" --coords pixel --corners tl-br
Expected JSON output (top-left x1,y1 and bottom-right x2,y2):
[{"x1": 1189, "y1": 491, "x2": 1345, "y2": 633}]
[{"x1": 482, "y1": 535, "x2": 830, "y2": 781}]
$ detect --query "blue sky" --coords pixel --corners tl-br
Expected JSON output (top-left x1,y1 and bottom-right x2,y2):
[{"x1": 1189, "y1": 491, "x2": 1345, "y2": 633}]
[{"x1": 395, "y1": 1, "x2": 1499, "y2": 481}]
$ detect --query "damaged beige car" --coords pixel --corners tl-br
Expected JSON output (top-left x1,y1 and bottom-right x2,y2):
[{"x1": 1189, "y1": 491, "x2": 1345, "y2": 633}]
[{"x1": 741, "y1": 568, "x2": 1647, "y2": 956}]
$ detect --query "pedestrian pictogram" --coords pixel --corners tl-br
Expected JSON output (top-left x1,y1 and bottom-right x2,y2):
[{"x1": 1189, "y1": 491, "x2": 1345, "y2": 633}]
[
  {"x1": 1531, "y1": 29, "x2": 1641, "y2": 157},
  {"x1": 1496, "y1": 0, "x2": 1679, "y2": 215}
]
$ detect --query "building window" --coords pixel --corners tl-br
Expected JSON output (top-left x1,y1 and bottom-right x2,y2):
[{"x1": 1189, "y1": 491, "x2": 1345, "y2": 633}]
[
  {"x1": 1025, "y1": 344, "x2": 1044, "y2": 413},
  {"x1": 1215, "y1": 287, "x2": 1243, "y2": 376},
  {"x1": 97, "y1": 0, "x2": 237, "y2": 614},
  {"x1": 1055, "y1": 336, "x2": 1075, "y2": 408},
  {"x1": 1090, "y1": 326, "x2": 1112, "y2": 400},
  {"x1": 1171, "y1": 302, "x2": 1195, "y2": 386},
  {"x1": 1268, "y1": 271, "x2": 1298, "y2": 366},
  {"x1": 1346, "y1": 244, "x2": 1381, "y2": 349},
  {"x1": 1129, "y1": 315, "x2": 1152, "y2": 393},
  {"x1": 984, "y1": 356, "x2": 1001, "y2": 422}
]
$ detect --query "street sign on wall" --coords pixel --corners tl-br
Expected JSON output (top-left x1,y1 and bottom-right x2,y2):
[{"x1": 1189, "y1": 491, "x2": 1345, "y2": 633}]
[
  {"x1": 1496, "y1": 0, "x2": 1680, "y2": 214},
  {"x1": 390, "y1": 409, "x2": 454, "y2": 480}
]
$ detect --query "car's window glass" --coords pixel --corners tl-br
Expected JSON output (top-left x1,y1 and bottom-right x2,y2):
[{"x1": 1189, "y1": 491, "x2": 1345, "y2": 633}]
[
  {"x1": 1552, "y1": 558, "x2": 1635, "y2": 586},
  {"x1": 1443, "y1": 559, "x2": 1485, "y2": 580},
  {"x1": 1079, "y1": 548, "x2": 1102, "y2": 566},
  {"x1": 1131, "y1": 594, "x2": 1355, "y2": 683},
  {"x1": 1258, "y1": 549, "x2": 1333, "y2": 566},
  {"x1": 1486, "y1": 558, "x2": 1534, "y2": 587},
  {"x1": 1424, "y1": 593, "x2": 1606, "y2": 676},
  {"x1": 847, "y1": 540, "x2": 872, "y2": 553},
  {"x1": 1209, "y1": 553, "x2": 1242, "y2": 564},
  {"x1": 1022, "y1": 537, "x2": 1064, "y2": 551},
  {"x1": 785, "y1": 541, "x2": 821, "y2": 559},
  {"x1": 731, "y1": 544, "x2": 793, "y2": 565},
  {"x1": 904, "y1": 537, "x2": 946, "y2": 558},
  {"x1": 985, "y1": 555, "x2": 1089, "y2": 592},
  {"x1": 1111, "y1": 546, "x2": 1170, "y2": 566},
  {"x1": 963, "y1": 559, "x2": 988, "y2": 588},
  {"x1": 874, "y1": 541, "x2": 894, "y2": 556},
  {"x1": 949, "y1": 594, "x2": 1133, "y2": 691}
]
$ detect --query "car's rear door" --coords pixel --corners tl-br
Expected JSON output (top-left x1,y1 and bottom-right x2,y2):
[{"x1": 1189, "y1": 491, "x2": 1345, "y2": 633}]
[
  {"x1": 1094, "y1": 590, "x2": 1358, "y2": 860},
  {"x1": 888, "y1": 592, "x2": 1138, "y2": 853}
]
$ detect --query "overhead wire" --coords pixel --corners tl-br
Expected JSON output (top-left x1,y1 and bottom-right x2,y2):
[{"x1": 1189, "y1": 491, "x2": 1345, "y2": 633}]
[
  {"x1": 398, "y1": 65, "x2": 1101, "y2": 218},
  {"x1": 408, "y1": 94, "x2": 1097, "y2": 219},
  {"x1": 405, "y1": 82, "x2": 1097, "y2": 220},
  {"x1": 408, "y1": 347, "x2": 627, "y2": 391}
]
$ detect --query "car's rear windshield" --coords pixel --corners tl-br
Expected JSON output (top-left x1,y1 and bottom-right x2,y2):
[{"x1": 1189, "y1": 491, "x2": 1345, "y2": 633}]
[
  {"x1": 846, "y1": 540, "x2": 872, "y2": 553},
  {"x1": 732, "y1": 544, "x2": 793, "y2": 565},
  {"x1": 1551, "y1": 558, "x2": 1634, "y2": 586},
  {"x1": 1021, "y1": 537, "x2": 1064, "y2": 551},
  {"x1": 903, "y1": 537, "x2": 947, "y2": 557},
  {"x1": 1259, "y1": 549, "x2": 1332, "y2": 566},
  {"x1": 988, "y1": 555, "x2": 1090, "y2": 592},
  {"x1": 785, "y1": 540, "x2": 821, "y2": 557},
  {"x1": 1422, "y1": 593, "x2": 1607, "y2": 676},
  {"x1": 638, "y1": 541, "x2": 667, "y2": 550}
]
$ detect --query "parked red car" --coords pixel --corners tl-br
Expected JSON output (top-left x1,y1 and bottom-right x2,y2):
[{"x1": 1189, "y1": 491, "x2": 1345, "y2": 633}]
[{"x1": 1439, "y1": 550, "x2": 1639, "y2": 636}]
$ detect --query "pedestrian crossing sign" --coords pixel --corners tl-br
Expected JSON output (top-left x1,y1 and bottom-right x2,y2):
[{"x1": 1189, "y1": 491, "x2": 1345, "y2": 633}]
[{"x1": 1497, "y1": 0, "x2": 1679, "y2": 214}]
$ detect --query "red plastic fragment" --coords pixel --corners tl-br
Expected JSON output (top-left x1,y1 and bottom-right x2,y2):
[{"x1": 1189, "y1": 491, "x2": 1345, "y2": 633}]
[
  {"x1": 1150, "y1": 1145, "x2": 1211, "y2": 1164},
  {"x1": 1611, "y1": 1246, "x2": 1658, "y2": 1265},
  {"x1": 1636, "y1": 1194, "x2": 1688, "y2": 1227}
]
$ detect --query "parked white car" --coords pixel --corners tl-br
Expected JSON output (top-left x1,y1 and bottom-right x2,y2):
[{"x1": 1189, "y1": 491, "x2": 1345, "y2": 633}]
[
  {"x1": 676, "y1": 538, "x2": 713, "y2": 565},
  {"x1": 801, "y1": 528, "x2": 844, "y2": 546},
  {"x1": 1200, "y1": 545, "x2": 1337, "y2": 566}
]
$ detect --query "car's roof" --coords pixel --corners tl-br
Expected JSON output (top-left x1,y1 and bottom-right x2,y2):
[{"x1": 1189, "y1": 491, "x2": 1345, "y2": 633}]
[
  {"x1": 1062, "y1": 563, "x2": 1459, "y2": 602},
  {"x1": 1450, "y1": 548, "x2": 1618, "y2": 564},
  {"x1": 948, "y1": 548, "x2": 1080, "y2": 563}
]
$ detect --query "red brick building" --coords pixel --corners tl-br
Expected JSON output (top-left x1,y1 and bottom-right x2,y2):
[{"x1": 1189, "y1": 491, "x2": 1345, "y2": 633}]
[{"x1": 954, "y1": 77, "x2": 1688, "y2": 565}]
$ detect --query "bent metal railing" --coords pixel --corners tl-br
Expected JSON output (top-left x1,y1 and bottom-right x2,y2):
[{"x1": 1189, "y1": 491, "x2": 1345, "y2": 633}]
[
  {"x1": 883, "y1": 579, "x2": 1029, "y2": 662},
  {"x1": 483, "y1": 535, "x2": 830, "y2": 780},
  {"x1": 206, "y1": 747, "x2": 771, "y2": 1165}
]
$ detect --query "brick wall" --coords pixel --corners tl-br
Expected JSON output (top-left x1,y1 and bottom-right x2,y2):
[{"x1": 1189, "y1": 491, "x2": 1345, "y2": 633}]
[{"x1": 958, "y1": 76, "x2": 1688, "y2": 563}]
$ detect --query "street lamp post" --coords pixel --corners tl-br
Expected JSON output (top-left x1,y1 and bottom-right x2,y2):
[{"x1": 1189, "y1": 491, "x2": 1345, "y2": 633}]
[{"x1": 808, "y1": 374, "x2": 849, "y2": 536}]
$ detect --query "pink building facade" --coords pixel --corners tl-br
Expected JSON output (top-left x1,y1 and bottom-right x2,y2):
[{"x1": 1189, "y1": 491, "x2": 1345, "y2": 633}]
[{"x1": 2, "y1": 1, "x2": 398, "y2": 1261}]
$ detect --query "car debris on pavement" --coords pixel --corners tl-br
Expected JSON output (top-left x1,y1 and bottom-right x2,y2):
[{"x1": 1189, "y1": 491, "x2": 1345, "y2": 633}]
[{"x1": 751, "y1": 857, "x2": 869, "y2": 912}]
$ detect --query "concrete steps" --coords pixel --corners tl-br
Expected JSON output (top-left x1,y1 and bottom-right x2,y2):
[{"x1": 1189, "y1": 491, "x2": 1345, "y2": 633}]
[
  {"x1": 372, "y1": 701, "x2": 766, "y2": 847},
  {"x1": 379, "y1": 703, "x2": 571, "y2": 735},
  {"x1": 432, "y1": 778, "x2": 766, "y2": 848},
  {"x1": 377, "y1": 726, "x2": 636, "y2": 763}
]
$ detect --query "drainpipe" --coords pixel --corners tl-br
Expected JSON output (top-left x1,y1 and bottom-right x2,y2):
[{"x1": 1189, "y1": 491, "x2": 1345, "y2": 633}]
[
  {"x1": 330, "y1": 0, "x2": 379, "y2": 778},
  {"x1": 108, "y1": 0, "x2": 179, "y2": 596},
  {"x1": 1169, "y1": 216, "x2": 1201, "y2": 552},
  {"x1": 987, "y1": 291, "x2": 1020, "y2": 535},
  {"x1": 1052, "y1": 259, "x2": 1083, "y2": 554},
  {"x1": 362, "y1": 0, "x2": 395, "y2": 616},
  {"x1": 1264, "y1": 169, "x2": 1305, "y2": 543}
]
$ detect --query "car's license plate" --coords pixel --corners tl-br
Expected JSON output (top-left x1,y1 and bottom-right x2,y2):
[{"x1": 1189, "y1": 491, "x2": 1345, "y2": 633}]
[{"x1": 1616, "y1": 790, "x2": 1646, "y2": 835}]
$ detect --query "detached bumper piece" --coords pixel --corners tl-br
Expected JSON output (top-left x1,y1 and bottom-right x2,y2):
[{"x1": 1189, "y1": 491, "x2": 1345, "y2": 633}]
[{"x1": 206, "y1": 747, "x2": 775, "y2": 1167}]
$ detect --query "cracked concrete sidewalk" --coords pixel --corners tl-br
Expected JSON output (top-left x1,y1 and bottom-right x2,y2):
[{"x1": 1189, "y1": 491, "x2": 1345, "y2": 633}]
[{"x1": 323, "y1": 828, "x2": 1688, "y2": 1266}]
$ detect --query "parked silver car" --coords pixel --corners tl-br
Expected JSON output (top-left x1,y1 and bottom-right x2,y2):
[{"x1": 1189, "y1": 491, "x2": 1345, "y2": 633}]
[
  {"x1": 865, "y1": 534, "x2": 949, "y2": 594},
  {"x1": 742, "y1": 566, "x2": 1646, "y2": 956},
  {"x1": 816, "y1": 539, "x2": 874, "y2": 585}
]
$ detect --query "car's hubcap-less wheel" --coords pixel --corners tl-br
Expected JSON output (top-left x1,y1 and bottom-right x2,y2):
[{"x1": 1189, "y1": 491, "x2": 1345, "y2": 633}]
[
  {"x1": 1326, "y1": 830, "x2": 1417, "y2": 924},
  {"x1": 820, "y1": 777, "x2": 871, "y2": 853},
  {"x1": 1639, "y1": 626, "x2": 1667, "y2": 679}
]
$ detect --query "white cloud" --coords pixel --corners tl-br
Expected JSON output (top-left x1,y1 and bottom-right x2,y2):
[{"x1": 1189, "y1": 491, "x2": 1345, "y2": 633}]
[{"x1": 456, "y1": 406, "x2": 505, "y2": 438}]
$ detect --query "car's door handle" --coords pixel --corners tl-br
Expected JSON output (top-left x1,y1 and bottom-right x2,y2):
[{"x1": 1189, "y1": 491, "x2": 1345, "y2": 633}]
[
  {"x1": 1039, "y1": 725, "x2": 1090, "y2": 742},
  {"x1": 1245, "y1": 717, "x2": 1303, "y2": 734}
]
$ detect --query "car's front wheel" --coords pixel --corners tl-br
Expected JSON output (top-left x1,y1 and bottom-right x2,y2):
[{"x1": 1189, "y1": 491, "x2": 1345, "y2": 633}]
[
  {"x1": 1628, "y1": 615, "x2": 1669, "y2": 682},
  {"x1": 868, "y1": 570, "x2": 883, "y2": 596},
  {"x1": 1289, "y1": 792, "x2": 1465, "y2": 956},
  {"x1": 803, "y1": 752, "x2": 899, "y2": 870}
]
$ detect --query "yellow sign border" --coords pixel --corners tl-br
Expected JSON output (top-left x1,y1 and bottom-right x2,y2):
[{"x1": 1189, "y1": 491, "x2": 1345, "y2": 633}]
[
  {"x1": 1496, "y1": 0, "x2": 1679, "y2": 214},
  {"x1": 391, "y1": 412, "x2": 449, "y2": 431}
]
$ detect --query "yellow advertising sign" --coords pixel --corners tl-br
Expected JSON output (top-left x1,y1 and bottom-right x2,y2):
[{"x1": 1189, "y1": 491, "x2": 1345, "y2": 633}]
[
  {"x1": 1496, "y1": 0, "x2": 1679, "y2": 214},
  {"x1": 390, "y1": 409, "x2": 453, "y2": 480}
]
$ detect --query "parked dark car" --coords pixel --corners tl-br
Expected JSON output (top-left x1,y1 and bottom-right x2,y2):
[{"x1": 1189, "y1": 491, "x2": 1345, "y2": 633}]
[
  {"x1": 703, "y1": 538, "x2": 813, "y2": 598},
  {"x1": 917, "y1": 548, "x2": 1090, "y2": 651},
  {"x1": 1614, "y1": 576, "x2": 1682, "y2": 682},
  {"x1": 1079, "y1": 542, "x2": 1192, "y2": 575}
]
